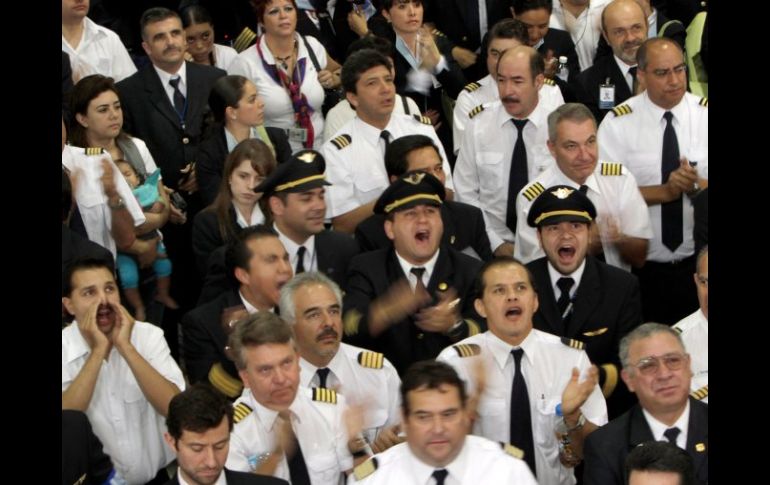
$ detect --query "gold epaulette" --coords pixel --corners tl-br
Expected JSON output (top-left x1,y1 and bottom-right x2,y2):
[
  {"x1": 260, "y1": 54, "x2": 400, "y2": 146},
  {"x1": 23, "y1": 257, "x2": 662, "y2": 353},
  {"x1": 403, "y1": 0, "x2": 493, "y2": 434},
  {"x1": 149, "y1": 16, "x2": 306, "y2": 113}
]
[
  {"x1": 611, "y1": 104, "x2": 633, "y2": 117},
  {"x1": 85, "y1": 147, "x2": 104, "y2": 156},
  {"x1": 600, "y1": 363, "x2": 619, "y2": 398},
  {"x1": 312, "y1": 387, "x2": 338, "y2": 404},
  {"x1": 522, "y1": 181, "x2": 545, "y2": 201},
  {"x1": 357, "y1": 351, "x2": 384, "y2": 369},
  {"x1": 330, "y1": 134, "x2": 352, "y2": 150},
  {"x1": 543, "y1": 77, "x2": 556, "y2": 86},
  {"x1": 414, "y1": 114, "x2": 432, "y2": 125},
  {"x1": 699, "y1": 97, "x2": 708, "y2": 107},
  {"x1": 690, "y1": 385, "x2": 708, "y2": 401},
  {"x1": 233, "y1": 27, "x2": 257, "y2": 53},
  {"x1": 343, "y1": 308, "x2": 362, "y2": 336},
  {"x1": 561, "y1": 337, "x2": 585, "y2": 350},
  {"x1": 208, "y1": 362, "x2": 244, "y2": 398},
  {"x1": 600, "y1": 162, "x2": 623, "y2": 176},
  {"x1": 233, "y1": 402, "x2": 253, "y2": 424},
  {"x1": 353, "y1": 457, "x2": 379, "y2": 480},
  {"x1": 500, "y1": 442, "x2": 525, "y2": 460},
  {"x1": 452, "y1": 343, "x2": 481, "y2": 358},
  {"x1": 466, "y1": 319, "x2": 481, "y2": 336},
  {"x1": 463, "y1": 82, "x2": 481, "y2": 93},
  {"x1": 468, "y1": 104, "x2": 485, "y2": 119}
]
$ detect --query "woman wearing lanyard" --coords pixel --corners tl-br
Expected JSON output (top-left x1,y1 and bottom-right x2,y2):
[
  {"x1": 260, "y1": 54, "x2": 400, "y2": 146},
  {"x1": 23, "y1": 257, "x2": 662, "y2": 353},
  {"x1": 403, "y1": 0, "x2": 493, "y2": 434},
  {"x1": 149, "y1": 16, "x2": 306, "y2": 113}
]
[
  {"x1": 230, "y1": 0, "x2": 342, "y2": 152},
  {"x1": 197, "y1": 75, "x2": 293, "y2": 205}
]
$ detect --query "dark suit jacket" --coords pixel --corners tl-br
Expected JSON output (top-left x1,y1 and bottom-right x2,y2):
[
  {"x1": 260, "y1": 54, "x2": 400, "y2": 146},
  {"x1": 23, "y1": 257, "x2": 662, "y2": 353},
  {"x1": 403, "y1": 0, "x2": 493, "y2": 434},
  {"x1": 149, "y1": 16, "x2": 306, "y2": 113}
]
[
  {"x1": 62, "y1": 51, "x2": 73, "y2": 123},
  {"x1": 116, "y1": 62, "x2": 226, "y2": 189},
  {"x1": 539, "y1": 27, "x2": 581, "y2": 86},
  {"x1": 423, "y1": 0, "x2": 511, "y2": 53},
  {"x1": 192, "y1": 207, "x2": 235, "y2": 277},
  {"x1": 528, "y1": 256, "x2": 643, "y2": 417},
  {"x1": 343, "y1": 246, "x2": 484, "y2": 374},
  {"x1": 197, "y1": 125, "x2": 293, "y2": 205},
  {"x1": 355, "y1": 201, "x2": 492, "y2": 261},
  {"x1": 573, "y1": 54, "x2": 634, "y2": 123},
  {"x1": 583, "y1": 399, "x2": 709, "y2": 485},
  {"x1": 62, "y1": 410, "x2": 114, "y2": 485},
  {"x1": 164, "y1": 468, "x2": 288, "y2": 485}
]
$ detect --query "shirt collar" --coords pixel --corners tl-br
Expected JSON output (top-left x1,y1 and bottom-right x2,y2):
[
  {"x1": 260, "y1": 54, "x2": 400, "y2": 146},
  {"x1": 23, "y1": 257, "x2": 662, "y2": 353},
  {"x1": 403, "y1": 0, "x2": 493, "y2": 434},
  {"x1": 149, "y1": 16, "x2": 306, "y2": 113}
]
[
  {"x1": 354, "y1": 115, "x2": 396, "y2": 148},
  {"x1": 177, "y1": 469, "x2": 227, "y2": 485},
  {"x1": 154, "y1": 60, "x2": 187, "y2": 89},
  {"x1": 495, "y1": 97, "x2": 548, "y2": 129},
  {"x1": 405, "y1": 443, "x2": 442, "y2": 485},
  {"x1": 238, "y1": 291, "x2": 275, "y2": 315},
  {"x1": 273, "y1": 223, "x2": 316, "y2": 269},
  {"x1": 613, "y1": 55, "x2": 636, "y2": 74},
  {"x1": 81, "y1": 17, "x2": 108, "y2": 43},
  {"x1": 643, "y1": 91, "x2": 687, "y2": 123},
  {"x1": 484, "y1": 329, "x2": 537, "y2": 371},
  {"x1": 299, "y1": 349, "x2": 342, "y2": 387},
  {"x1": 62, "y1": 322, "x2": 91, "y2": 363},
  {"x1": 232, "y1": 202, "x2": 265, "y2": 228},
  {"x1": 225, "y1": 126, "x2": 259, "y2": 152},
  {"x1": 548, "y1": 258, "x2": 586, "y2": 297},
  {"x1": 395, "y1": 247, "x2": 440, "y2": 287},
  {"x1": 643, "y1": 399, "x2": 690, "y2": 443}
]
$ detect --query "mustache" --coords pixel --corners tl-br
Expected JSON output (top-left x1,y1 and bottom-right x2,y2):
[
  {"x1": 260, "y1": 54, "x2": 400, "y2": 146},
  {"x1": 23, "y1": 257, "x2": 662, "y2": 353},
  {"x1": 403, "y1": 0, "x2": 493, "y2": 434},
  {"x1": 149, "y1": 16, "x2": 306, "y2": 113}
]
[
  {"x1": 316, "y1": 328, "x2": 339, "y2": 341},
  {"x1": 501, "y1": 96, "x2": 519, "y2": 103}
]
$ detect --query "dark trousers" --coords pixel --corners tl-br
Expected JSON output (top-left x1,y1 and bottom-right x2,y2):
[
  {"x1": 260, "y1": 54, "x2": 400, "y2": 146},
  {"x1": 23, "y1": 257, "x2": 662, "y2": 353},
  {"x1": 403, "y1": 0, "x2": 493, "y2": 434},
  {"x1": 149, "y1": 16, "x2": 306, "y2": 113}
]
[{"x1": 633, "y1": 256, "x2": 699, "y2": 325}]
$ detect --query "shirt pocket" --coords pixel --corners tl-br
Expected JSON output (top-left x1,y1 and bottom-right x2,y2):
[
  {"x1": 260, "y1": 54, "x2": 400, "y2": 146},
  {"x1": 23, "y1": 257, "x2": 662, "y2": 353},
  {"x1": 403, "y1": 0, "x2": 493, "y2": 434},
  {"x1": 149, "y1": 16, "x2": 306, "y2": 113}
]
[
  {"x1": 534, "y1": 397, "x2": 559, "y2": 452},
  {"x1": 477, "y1": 152, "x2": 504, "y2": 191},
  {"x1": 304, "y1": 449, "x2": 340, "y2": 484},
  {"x1": 355, "y1": 170, "x2": 386, "y2": 201}
]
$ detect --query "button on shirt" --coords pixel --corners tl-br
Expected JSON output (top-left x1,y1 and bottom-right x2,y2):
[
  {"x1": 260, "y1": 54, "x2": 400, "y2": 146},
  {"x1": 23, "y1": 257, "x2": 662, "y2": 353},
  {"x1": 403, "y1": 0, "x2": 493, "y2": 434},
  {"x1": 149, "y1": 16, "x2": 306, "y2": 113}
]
[
  {"x1": 62, "y1": 321, "x2": 186, "y2": 485},
  {"x1": 324, "y1": 114, "x2": 454, "y2": 218},
  {"x1": 454, "y1": 100, "x2": 555, "y2": 251},
  {"x1": 452, "y1": 75, "x2": 565, "y2": 155},
  {"x1": 348, "y1": 435, "x2": 537, "y2": 484},
  {"x1": 437, "y1": 329, "x2": 608, "y2": 485},
  {"x1": 298, "y1": 342, "x2": 402, "y2": 444},
  {"x1": 642, "y1": 400, "x2": 690, "y2": 449},
  {"x1": 674, "y1": 310, "x2": 708, "y2": 403},
  {"x1": 227, "y1": 388, "x2": 354, "y2": 484},
  {"x1": 514, "y1": 162, "x2": 653, "y2": 270},
  {"x1": 62, "y1": 17, "x2": 138, "y2": 82},
  {"x1": 598, "y1": 91, "x2": 708, "y2": 262}
]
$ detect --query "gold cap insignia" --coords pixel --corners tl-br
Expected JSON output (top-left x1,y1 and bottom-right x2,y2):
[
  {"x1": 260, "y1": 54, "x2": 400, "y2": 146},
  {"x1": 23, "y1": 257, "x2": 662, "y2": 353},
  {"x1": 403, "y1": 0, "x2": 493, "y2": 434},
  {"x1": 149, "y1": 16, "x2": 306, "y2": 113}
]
[
  {"x1": 552, "y1": 187, "x2": 574, "y2": 199},
  {"x1": 404, "y1": 172, "x2": 426, "y2": 185},
  {"x1": 297, "y1": 152, "x2": 316, "y2": 163}
]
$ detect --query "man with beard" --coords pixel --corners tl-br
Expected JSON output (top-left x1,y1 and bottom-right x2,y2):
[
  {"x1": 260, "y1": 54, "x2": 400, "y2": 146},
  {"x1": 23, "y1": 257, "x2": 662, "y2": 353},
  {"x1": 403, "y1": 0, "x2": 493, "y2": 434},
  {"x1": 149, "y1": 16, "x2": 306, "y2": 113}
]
[
  {"x1": 280, "y1": 272, "x2": 403, "y2": 453},
  {"x1": 62, "y1": 258, "x2": 185, "y2": 485},
  {"x1": 344, "y1": 172, "x2": 483, "y2": 375},
  {"x1": 256, "y1": 150, "x2": 359, "y2": 289}
]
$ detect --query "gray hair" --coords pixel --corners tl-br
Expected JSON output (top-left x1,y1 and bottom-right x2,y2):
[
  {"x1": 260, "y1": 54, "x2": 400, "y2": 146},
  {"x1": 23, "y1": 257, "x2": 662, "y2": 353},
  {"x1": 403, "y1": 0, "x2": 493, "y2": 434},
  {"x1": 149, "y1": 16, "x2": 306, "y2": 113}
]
[
  {"x1": 619, "y1": 323, "x2": 685, "y2": 368},
  {"x1": 228, "y1": 312, "x2": 294, "y2": 370},
  {"x1": 547, "y1": 103, "x2": 597, "y2": 141},
  {"x1": 278, "y1": 272, "x2": 344, "y2": 324}
]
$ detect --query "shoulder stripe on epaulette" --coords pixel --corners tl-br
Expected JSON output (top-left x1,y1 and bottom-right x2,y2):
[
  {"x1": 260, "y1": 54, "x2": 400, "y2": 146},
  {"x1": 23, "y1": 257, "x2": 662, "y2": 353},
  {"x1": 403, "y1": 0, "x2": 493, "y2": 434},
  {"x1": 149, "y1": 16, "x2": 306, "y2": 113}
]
[
  {"x1": 357, "y1": 351, "x2": 384, "y2": 369},
  {"x1": 353, "y1": 457, "x2": 378, "y2": 481},
  {"x1": 699, "y1": 97, "x2": 708, "y2": 107},
  {"x1": 452, "y1": 343, "x2": 481, "y2": 358},
  {"x1": 312, "y1": 387, "x2": 338, "y2": 404},
  {"x1": 611, "y1": 104, "x2": 632, "y2": 117},
  {"x1": 600, "y1": 162, "x2": 623, "y2": 176},
  {"x1": 463, "y1": 82, "x2": 481, "y2": 93},
  {"x1": 543, "y1": 77, "x2": 555, "y2": 86},
  {"x1": 233, "y1": 402, "x2": 253, "y2": 424},
  {"x1": 499, "y1": 442, "x2": 525, "y2": 460},
  {"x1": 85, "y1": 147, "x2": 104, "y2": 156},
  {"x1": 468, "y1": 104, "x2": 485, "y2": 119},
  {"x1": 673, "y1": 326, "x2": 683, "y2": 334},
  {"x1": 690, "y1": 385, "x2": 708, "y2": 401},
  {"x1": 561, "y1": 337, "x2": 585, "y2": 350},
  {"x1": 330, "y1": 134, "x2": 352, "y2": 150},
  {"x1": 414, "y1": 114, "x2": 432, "y2": 125},
  {"x1": 522, "y1": 182, "x2": 546, "y2": 201}
]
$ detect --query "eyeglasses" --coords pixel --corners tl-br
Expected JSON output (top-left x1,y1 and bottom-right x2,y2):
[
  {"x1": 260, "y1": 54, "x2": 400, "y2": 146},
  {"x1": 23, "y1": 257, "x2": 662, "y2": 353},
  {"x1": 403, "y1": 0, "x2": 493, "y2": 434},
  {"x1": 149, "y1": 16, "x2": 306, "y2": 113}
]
[
  {"x1": 631, "y1": 352, "x2": 688, "y2": 376},
  {"x1": 696, "y1": 275, "x2": 708, "y2": 287}
]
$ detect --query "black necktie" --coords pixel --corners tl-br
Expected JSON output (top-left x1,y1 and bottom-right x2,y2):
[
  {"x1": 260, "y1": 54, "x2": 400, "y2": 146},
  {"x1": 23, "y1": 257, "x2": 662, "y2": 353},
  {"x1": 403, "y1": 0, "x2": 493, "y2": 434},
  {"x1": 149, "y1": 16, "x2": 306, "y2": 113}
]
[
  {"x1": 507, "y1": 119, "x2": 529, "y2": 233},
  {"x1": 282, "y1": 414, "x2": 311, "y2": 485},
  {"x1": 579, "y1": 184, "x2": 589, "y2": 194},
  {"x1": 464, "y1": 0, "x2": 481, "y2": 47},
  {"x1": 295, "y1": 246, "x2": 306, "y2": 274},
  {"x1": 168, "y1": 77, "x2": 186, "y2": 118},
  {"x1": 510, "y1": 348, "x2": 536, "y2": 476},
  {"x1": 664, "y1": 427, "x2": 681, "y2": 446},
  {"x1": 410, "y1": 267, "x2": 429, "y2": 300},
  {"x1": 628, "y1": 66, "x2": 638, "y2": 93},
  {"x1": 661, "y1": 111, "x2": 683, "y2": 252},
  {"x1": 380, "y1": 130, "x2": 391, "y2": 155},
  {"x1": 556, "y1": 277, "x2": 574, "y2": 320},
  {"x1": 316, "y1": 367, "x2": 330, "y2": 388},
  {"x1": 432, "y1": 469, "x2": 449, "y2": 485}
]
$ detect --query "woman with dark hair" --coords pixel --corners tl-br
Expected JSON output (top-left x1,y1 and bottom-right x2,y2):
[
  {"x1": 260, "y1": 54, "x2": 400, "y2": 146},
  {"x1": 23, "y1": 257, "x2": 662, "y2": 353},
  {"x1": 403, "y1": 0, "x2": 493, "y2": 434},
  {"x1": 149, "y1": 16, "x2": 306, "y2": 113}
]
[
  {"x1": 197, "y1": 74, "x2": 292, "y2": 205},
  {"x1": 192, "y1": 138, "x2": 278, "y2": 275},
  {"x1": 181, "y1": 4, "x2": 239, "y2": 71}
]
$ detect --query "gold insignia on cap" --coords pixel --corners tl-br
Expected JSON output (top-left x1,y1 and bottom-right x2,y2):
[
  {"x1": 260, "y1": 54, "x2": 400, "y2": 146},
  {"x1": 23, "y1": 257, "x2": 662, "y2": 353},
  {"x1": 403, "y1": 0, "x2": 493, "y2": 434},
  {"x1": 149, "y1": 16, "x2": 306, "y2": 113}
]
[
  {"x1": 297, "y1": 152, "x2": 316, "y2": 163},
  {"x1": 438, "y1": 282, "x2": 448, "y2": 291},
  {"x1": 275, "y1": 175, "x2": 326, "y2": 192},
  {"x1": 611, "y1": 104, "x2": 633, "y2": 117},
  {"x1": 312, "y1": 387, "x2": 338, "y2": 404},
  {"x1": 330, "y1": 134, "x2": 352, "y2": 150},
  {"x1": 552, "y1": 187, "x2": 575, "y2": 199},
  {"x1": 699, "y1": 97, "x2": 708, "y2": 107},
  {"x1": 452, "y1": 343, "x2": 481, "y2": 358},
  {"x1": 600, "y1": 162, "x2": 623, "y2": 176},
  {"x1": 233, "y1": 402, "x2": 254, "y2": 424},
  {"x1": 357, "y1": 351, "x2": 384, "y2": 369},
  {"x1": 695, "y1": 443, "x2": 706, "y2": 452},
  {"x1": 561, "y1": 337, "x2": 585, "y2": 350},
  {"x1": 690, "y1": 385, "x2": 708, "y2": 401},
  {"x1": 463, "y1": 82, "x2": 481, "y2": 93},
  {"x1": 384, "y1": 194, "x2": 442, "y2": 213},
  {"x1": 522, "y1": 182, "x2": 545, "y2": 201},
  {"x1": 468, "y1": 104, "x2": 485, "y2": 119},
  {"x1": 543, "y1": 77, "x2": 555, "y2": 86},
  {"x1": 500, "y1": 442, "x2": 525, "y2": 459},
  {"x1": 404, "y1": 172, "x2": 426, "y2": 185},
  {"x1": 353, "y1": 457, "x2": 378, "y2": 480}
]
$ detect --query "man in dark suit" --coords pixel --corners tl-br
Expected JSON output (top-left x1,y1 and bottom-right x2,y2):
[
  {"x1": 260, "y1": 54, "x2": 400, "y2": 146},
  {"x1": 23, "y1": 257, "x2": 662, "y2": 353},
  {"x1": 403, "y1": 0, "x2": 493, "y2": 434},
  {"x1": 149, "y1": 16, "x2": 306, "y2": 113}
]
[
  {"x1": 625, "y1": 441, "x2": 697, "y2": 485},
  {"x1": 583, "y1": 323, "x2": 708, "y2": 485},
  {"x1": 343, "y1": 171, "x2": 483, "y2": 374},
  {"x1": 182, "y1": 226, "x2": 293, "y2": 398},
  {"x1": 163, "y1": 383, "x2": 288, "y2": 485},
  {"x1": 525, "y1": 184, "x2": 643, "y2": 418},
  {"x1": 356, "y1": 134, "x2": 492, "y2": 260},
  {"x1": 257, "y1": 149, "x2": 360, "y2": 288},
  {"x1": 62, "y1": 410, "x2": 115, "y2": 485}
]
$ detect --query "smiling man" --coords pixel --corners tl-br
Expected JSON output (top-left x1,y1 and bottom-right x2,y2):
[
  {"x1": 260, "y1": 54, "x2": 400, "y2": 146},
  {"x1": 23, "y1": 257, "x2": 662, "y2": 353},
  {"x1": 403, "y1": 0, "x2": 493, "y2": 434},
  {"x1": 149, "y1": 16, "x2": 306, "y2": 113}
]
[{"x1": 437, "y1": 256, "x2": 607, "y2": 483}]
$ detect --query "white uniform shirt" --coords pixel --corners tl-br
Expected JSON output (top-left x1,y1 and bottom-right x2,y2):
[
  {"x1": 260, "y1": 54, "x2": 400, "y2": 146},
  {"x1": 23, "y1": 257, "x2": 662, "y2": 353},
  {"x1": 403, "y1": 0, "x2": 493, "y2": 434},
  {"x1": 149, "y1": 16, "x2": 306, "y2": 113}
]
[
  {"x1": 437, "y1": 329, "x2": 608, "y2": 485},
  {"x1": 227, "y1": 388, "x2": 354, "y2": 484},
  {"x1": 514, "y1": 162, "x2": 653, "y2": 270},
  {"x1": 348, "y1": 435, "x2": 538, "y2": 485},
  {"x1": 643, "y1": 400, "x2": 691, "y2": 449},
  {"x1": 214, "y1": 43, "x2": 239, "y2": 72},
  {"x1": 549, "y1": 0, "x2": 611, "y2": 72},
  {"x1": 62, "y1": 146, "x2": 146, "y2": 258},
  {"x1": 62, "y1": 17, "x2": 137, "y2": 82},
  {"x1": 452, "y1": 75, "x2": 565, "y2": 154},
  {"x1": 299, "y1": 343, "x2": 402, "y2": 444},
  {"x1": 598, "y1": 91, "x2": 708, "y2": 262},
  {"x1": 230, "y1": 34, "x2": 328, "y2": 152},
  {"x1": 323, "y1": 94, "x2": 421, "y2": 142},
  {"x1": 62, "y1": 321, "x2": 185, "y2": 485},
  {"x1": 453, "y1": 100, "x2": 555, "y2": 251},
  {"x1": 323, "y1": 114, "x2": 454, "y2": 218},
  {"x1": 674, "y1": 310, "x2": 708, "y2": 403}
]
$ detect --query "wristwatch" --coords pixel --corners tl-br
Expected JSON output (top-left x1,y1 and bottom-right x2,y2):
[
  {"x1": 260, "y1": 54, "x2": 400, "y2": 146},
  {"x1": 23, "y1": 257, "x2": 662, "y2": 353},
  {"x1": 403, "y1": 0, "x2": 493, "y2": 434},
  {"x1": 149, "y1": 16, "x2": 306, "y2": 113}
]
[
  {"x1": 107, "y1": 196, "x2": 125, "y2": 210},
  {"x1": 564, "y1": 412, "x2": 586, "y2": 433}
]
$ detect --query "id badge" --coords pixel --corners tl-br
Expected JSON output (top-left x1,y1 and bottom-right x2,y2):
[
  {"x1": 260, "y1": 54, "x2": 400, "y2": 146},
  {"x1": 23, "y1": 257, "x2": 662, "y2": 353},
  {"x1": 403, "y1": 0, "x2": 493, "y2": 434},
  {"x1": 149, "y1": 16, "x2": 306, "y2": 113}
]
[
  {"x1": 288, "y1": 127, "x2": 308, "y2": 143},
  {"x1": 599, "y1": 84, "x2": 615, "y2": 110}
]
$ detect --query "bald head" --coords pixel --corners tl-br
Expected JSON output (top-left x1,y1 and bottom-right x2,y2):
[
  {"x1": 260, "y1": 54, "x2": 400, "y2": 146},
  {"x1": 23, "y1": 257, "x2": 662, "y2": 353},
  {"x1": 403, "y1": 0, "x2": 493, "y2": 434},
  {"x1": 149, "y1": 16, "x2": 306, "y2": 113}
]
[
  {"x1": 602, "y1": 0, "x2": 648, "y2": 65},
  {"x1": 637, "y1": 38, "x2": 686, "y2": 109},
  {"x1": 496, "y1": 45, "x2": 544, "y2": 118}
]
